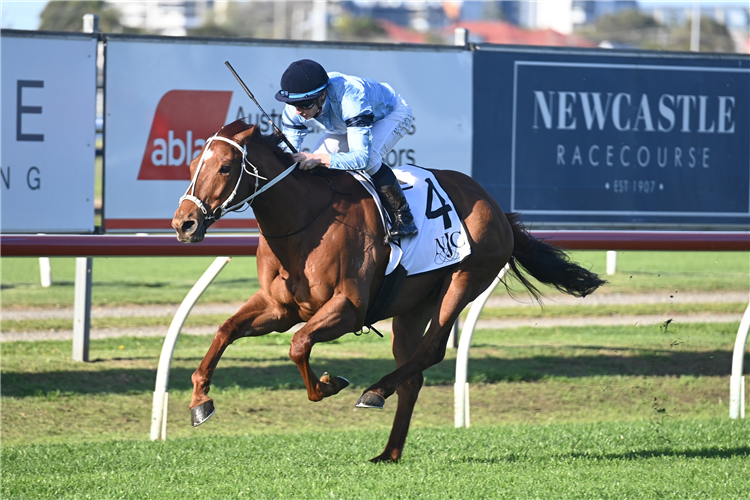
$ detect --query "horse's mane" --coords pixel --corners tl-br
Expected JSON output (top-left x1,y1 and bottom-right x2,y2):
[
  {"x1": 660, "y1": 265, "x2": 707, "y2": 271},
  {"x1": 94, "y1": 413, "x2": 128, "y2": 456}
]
[{"x1": 218, "y1": 119, "x2": 294, "y2": 166}]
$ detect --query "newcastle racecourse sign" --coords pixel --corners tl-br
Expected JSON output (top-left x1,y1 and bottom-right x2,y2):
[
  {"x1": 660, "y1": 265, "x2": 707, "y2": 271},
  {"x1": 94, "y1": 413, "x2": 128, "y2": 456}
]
[
  {"x1": 473, "y1": 48, "x2": 749, "y2": 229},
  {"x1": 516, "y1": 62, "x2": 745, "y2": 216}
]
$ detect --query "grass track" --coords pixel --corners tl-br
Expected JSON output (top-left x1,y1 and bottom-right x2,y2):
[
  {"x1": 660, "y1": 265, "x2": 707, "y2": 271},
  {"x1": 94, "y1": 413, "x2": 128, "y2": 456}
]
[
  {"x1": 3, "y1": 251, "x2": 749, "y2": 498},
  {"x1": 3, "y1": 419, "x2": 749, "y2": 499},
  {"x1": 1, "y1": 322, "x2": 743, "y2": 447}
]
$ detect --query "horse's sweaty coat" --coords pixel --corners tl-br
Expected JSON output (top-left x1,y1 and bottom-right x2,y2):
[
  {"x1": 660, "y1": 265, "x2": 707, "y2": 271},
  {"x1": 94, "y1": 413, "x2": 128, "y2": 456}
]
[{"x1": 171, "y1": 120, "x2": 605, "y2": 463}]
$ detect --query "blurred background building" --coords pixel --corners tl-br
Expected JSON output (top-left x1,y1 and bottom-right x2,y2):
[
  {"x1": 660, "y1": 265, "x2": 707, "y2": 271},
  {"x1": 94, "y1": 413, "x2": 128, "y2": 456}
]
[
  {"x1": 114, "y1": 1, "x2": 215, "y2": 36},
  {"x1": 4, "y1": 1, "x2": 748, "y2": 53}
]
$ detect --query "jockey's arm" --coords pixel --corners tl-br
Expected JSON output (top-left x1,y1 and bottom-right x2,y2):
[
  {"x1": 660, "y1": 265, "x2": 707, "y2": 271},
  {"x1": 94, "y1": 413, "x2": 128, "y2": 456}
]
[{"x1": 295, "y1": 115, "x2": 374, "y2": 171}]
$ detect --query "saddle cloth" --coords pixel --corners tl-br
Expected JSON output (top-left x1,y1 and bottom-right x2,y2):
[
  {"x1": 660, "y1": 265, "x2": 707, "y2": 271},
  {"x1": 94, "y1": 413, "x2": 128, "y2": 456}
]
[{"x1": 351, "y1": 165, "x2": 472, "y2": 276}]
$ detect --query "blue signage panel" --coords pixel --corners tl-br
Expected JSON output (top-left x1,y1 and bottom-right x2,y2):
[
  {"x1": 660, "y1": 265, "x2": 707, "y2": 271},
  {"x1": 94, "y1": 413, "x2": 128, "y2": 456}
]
[{"x1": 473, "y1": 47, "x2": 750, "y2": 229}]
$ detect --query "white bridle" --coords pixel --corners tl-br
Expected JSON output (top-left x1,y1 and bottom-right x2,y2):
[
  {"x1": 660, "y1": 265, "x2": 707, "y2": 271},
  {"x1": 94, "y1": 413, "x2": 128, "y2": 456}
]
[{"x1": 179, "y1": 134, "x2": 297, "y2": 221}]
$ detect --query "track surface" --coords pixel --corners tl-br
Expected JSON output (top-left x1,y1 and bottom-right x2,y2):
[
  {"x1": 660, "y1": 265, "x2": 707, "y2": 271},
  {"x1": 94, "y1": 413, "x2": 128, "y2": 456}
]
[{"x1": 3, "y1": 292, "x2": 747, "y2": 342}]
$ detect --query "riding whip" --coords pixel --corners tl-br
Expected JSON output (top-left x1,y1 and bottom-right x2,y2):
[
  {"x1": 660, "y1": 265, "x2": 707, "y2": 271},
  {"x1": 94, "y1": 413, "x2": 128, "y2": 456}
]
[{"x1": 224, "y1": 60, "x2": 298, "y2": 154}]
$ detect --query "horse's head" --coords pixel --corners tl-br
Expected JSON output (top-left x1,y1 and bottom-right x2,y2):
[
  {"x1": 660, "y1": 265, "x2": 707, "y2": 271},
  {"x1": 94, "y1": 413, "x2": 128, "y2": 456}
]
[{"x1": 172, "y1": 120, "x2": 258, "y2": 243}]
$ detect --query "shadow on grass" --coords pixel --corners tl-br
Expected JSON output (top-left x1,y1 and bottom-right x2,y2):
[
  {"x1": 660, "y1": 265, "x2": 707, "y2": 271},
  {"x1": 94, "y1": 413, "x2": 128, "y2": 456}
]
[{"x1": 1, "y1": 349, "x2": 740, "y2": 398}]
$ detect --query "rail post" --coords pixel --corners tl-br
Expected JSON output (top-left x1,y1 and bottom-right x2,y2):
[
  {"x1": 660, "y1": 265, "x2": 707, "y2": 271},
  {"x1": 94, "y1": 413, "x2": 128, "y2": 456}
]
[
  {"x1": 606, "y1": 251, "x2": 617, "y2": 275},
  {"x1": 730, "y1": 302, "x2": 750, "y2": 419},
  {"x1": 72, "y1": 257, "x2": 93, "y2": 362},
  {"x1": 150, "y1": 256, "x2": 232, "y2": 441},
  {"x1": 39, "y1": 257, "x2": 52, "y2": 287},
  {"x1": 455, "y1": 264, "x2": 508, "y2": 428},
  {"x1": 71, "y1": 13, "x2": 100, "y2": 363}
]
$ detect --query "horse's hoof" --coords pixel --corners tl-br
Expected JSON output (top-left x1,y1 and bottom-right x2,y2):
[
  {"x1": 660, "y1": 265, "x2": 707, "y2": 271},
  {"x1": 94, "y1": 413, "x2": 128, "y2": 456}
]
[
  {"x1": 333, "y1": 376, "x2": 350, "y2": 391},
  {"x1": 356, "y1": 391, "x2": 385, "y2": 409},
  {"x1": 191, "y1": 400, "x2": 215, "y2": 427},
  {"x1": 321, "y1": 373, "x2": 349, "y2": 394}
]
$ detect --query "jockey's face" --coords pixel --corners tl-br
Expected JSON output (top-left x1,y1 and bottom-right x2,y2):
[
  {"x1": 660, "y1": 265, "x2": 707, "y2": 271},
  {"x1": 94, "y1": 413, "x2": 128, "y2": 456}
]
[{"x1": 293, "y1": 92, "x2": 325, "y2": 120}]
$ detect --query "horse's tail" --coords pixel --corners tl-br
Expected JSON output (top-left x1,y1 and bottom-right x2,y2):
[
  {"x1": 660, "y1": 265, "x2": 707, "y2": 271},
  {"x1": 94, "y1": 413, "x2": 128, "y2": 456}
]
[{"x1": 504, "y1": 212, "x2": 606, "y2": 303}]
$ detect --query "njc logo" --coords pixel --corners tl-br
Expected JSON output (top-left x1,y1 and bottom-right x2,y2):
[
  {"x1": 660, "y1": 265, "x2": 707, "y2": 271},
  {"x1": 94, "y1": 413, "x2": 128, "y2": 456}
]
[{"x1": 137, "y1": 90, "x2": 232, "y2": 180}]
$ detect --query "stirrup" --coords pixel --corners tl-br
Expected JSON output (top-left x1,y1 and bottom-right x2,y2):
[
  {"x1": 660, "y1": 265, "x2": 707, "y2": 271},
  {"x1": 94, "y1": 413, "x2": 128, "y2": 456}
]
[
  {"x1": 390, "y1": 203, "x2": 418, "y2": 237},
  {"x1": 389, "y1": 221, "x2": 418, "y2": 238},
  {"x1": 384, "y1": 215, "x2": 417, "y2": 244}
]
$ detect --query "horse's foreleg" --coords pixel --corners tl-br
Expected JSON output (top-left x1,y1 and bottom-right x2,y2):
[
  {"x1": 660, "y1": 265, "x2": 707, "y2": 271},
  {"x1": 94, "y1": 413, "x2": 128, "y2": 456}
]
[
  {"x1": 289, "y1": 295, "x2": 359, "y2": 402},
  {"x1": 190, "y1": 293, "x2": 297, "y2": 425},
  {"x1": 370, "y1": 307, "x2": 431, "y2": 463}
]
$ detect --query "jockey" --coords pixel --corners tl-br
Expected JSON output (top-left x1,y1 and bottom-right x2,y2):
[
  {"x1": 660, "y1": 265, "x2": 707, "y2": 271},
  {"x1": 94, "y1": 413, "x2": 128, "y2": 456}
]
[{"x1": 275, "y1": 59, "x2": 418, "y2": 239}]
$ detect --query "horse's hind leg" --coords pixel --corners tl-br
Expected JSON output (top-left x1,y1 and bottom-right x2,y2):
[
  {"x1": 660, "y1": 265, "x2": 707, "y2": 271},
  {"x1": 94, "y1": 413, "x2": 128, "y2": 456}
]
[
  {"x1": 370, "y1": 304, "x2": 432, "y2": 463},
  {"x1": 190, "y1": 292, "x2": 297, "y2": 426},
  {"x1": 358, "y1": 267, "x2": 501, "y2": 409}
]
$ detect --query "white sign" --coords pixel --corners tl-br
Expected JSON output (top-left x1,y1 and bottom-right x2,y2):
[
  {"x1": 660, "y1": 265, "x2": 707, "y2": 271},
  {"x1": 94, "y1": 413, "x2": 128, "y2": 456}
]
[
  {"x1": 104, "y1": 38, "x2": 472, "y2": 232},
  {"x1": 1, "y1": 33, "x2": 97, "y2": 233}
]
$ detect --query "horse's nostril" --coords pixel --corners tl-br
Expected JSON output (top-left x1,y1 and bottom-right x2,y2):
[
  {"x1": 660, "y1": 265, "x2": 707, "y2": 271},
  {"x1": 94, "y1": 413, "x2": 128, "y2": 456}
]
[{"x1": 181, "y1": 220, "x2": 195, "y2": 233}]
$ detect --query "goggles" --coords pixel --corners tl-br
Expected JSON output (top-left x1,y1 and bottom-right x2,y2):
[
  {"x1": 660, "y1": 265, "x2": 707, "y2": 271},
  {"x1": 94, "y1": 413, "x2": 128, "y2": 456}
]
[{"x1": 293, "y1": 98, "x2": 318, "y2": 110}]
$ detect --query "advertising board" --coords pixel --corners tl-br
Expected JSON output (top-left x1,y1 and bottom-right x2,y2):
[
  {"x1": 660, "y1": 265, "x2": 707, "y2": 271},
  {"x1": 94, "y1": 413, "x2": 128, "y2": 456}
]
[
  {"x1": 473, "y1": 46, "x2": 750, "y2": 229},
  {"x1": 104, "y1": 36, "x2": 472, "y2": 232},
  {"x1": 1, "y1": 31, "x2": 97, "y2": 233}
]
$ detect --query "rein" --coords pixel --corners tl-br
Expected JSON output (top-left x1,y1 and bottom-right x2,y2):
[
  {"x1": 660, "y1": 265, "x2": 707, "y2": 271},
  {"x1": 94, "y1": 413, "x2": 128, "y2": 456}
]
[{"x1": 179, "y1": 134, "x2": 297, "y2": 222}]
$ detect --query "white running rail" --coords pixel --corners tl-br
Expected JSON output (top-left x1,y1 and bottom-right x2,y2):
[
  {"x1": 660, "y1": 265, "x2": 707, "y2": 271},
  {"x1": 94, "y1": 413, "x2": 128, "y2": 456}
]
[
  {"x1": 454, "y1": 264, "x2": 509, "y2": 428},
  {"x1": 150, "y1": 256, "x2": 232, "y2": 441},
  {"x1": 730, "y1": 302, "x2": 750, "y2": 419}
]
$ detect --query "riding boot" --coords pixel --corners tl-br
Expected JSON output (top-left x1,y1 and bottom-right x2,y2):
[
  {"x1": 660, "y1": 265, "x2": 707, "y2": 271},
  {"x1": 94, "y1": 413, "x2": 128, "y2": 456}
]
[{"x1": 371, "y1": 165, "x2": 418, "y2": 241}]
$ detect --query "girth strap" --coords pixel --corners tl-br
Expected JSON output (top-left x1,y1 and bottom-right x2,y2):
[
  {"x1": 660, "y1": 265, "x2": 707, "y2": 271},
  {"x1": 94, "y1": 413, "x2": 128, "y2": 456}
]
[{"x1": 362, "y1": 264, "x2": 408, "y2": 329}]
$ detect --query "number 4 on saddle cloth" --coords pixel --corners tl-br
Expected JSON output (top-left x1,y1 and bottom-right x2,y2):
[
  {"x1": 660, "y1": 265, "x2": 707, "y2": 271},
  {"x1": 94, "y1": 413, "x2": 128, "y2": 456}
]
[{"x1": 352, "y1": 165, "x2": 472, "y2": 328}]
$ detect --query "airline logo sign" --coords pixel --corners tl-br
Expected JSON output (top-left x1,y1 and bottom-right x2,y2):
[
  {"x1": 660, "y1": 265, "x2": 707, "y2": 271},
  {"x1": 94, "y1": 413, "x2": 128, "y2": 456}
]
[
  {"x1": 104, "y1": 39, "x2": 472, "y2": 232},
  {"x1": 138, "y1": 90, "x2": 232, "y2": 180}
]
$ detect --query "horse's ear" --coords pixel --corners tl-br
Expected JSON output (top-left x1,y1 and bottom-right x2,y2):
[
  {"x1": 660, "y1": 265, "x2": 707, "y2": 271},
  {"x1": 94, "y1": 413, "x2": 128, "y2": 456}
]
[{"x1": 235, "y1": 124, "x2": 257, "y2": 145}]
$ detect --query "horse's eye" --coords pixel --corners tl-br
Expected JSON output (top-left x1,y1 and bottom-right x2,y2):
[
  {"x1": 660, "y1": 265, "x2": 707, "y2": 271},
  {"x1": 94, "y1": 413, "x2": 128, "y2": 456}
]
[{"x1": 219, "y1": 164, "x2": 231, "y2": 174}]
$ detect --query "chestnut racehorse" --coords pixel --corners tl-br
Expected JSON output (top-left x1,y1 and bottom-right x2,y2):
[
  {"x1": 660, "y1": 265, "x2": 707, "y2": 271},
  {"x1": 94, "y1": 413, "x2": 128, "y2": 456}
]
[{"x1": 172, "y1": 119, "x2": 604, "y2": 462}]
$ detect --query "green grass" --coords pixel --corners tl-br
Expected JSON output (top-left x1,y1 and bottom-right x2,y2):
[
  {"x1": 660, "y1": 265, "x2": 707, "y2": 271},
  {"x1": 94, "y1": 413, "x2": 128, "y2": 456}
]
[
  {"x1": 2, "y1": 322, "x2": 743, "y2": 446},
  {"x1": 1, "y1": 256, "x2": 260, "y2": 307},
  {"x1": 478, "y1": 301, "x2": 747, "y2": 319},
  {"x1": 3, "y1": 420, "x2": 748, "y2": 499},
  {"x1": 501, "y1": 250, "x2": 750, "y2": 296},
  {"x1": 2, "y1": 250, "x2": 748, "y2": 498},
  {"x1": 2, "y1": 251, "x2": 749, "y2": 308}
]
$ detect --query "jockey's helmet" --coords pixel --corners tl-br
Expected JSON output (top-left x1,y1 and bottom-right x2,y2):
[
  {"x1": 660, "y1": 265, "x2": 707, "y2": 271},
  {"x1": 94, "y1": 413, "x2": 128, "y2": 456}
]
[{"x1": 275, "y1": 59, "x2": 329, "y2": 104}]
